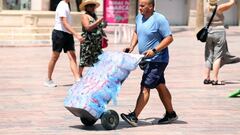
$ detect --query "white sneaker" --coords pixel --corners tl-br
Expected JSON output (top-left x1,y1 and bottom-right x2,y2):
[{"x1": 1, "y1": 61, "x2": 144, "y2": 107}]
[
  {"x1": 75, "y1": 78, "x2": 81, "y2": 83},
  {"x1": 44, "y1": 80, "x2": 57, "y2": 87}
]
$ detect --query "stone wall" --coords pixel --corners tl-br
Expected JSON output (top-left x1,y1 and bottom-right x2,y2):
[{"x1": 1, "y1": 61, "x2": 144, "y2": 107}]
[
  {"x1": 0, "y1": 10, "x2": 82, "y2": 27},
  {"x1": 0, "y1": 10, "x2": 83, "y2": 46}
]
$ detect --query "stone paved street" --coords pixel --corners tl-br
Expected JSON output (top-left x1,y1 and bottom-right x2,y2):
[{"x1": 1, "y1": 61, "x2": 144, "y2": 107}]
[{"x1": 0, "y1": 27, "x2": 240, "y2": 135}]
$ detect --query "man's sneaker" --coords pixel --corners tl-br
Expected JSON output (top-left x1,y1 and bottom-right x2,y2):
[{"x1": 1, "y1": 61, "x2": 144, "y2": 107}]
[
  {"x1": 75, "y1": 78, "x2": 81, "y2": 83},
  {"x1": 158, "y1": 111, "x2": 178, "y2": 124},
  {"x1": 120, "y1": 112, "x2": 138, "y2": 127},
  {"x1": 44, "y1": 80, "x2": 57, "y2": 87}
]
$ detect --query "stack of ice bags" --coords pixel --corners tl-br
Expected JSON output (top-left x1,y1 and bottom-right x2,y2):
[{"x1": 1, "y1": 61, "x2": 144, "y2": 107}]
[{"x1": 64, "y1": 51, "x2": 143, "y2": 119}]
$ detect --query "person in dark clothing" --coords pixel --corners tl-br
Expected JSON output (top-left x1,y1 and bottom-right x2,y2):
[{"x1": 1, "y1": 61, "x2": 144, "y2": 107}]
[
  {"x1": 50, "y1": 0, "x2": 62, "y2": 11},
  {"x1": 76, "y1": 0, "x2": 82, "y2": 11}
]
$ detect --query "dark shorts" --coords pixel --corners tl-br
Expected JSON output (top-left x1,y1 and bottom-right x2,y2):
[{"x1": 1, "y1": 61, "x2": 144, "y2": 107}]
[
  {"x1": 141, "y1": 62, "x2": 168, "y2": 89},
  {"x1": 52, "y1": 29, "x2": 75, "y2": 53}
]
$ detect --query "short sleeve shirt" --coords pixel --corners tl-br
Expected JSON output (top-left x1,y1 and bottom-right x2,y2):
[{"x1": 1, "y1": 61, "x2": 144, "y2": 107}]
[
  {"x1": 53, "y1": 1, "x2": 72, "y2": 34},
  {"x1": 136, "y1": 12, "x2": 172, "y2": 63}
]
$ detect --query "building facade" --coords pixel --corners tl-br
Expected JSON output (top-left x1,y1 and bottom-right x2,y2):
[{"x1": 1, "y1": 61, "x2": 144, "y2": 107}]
[
  {"x1": 0, "y1": 0, "x2": 239, "y2": 46},
  {"x1": 1, "y1": 0, "x2": 239, "y2": 26},
  {"x1": 154, "y1": 0, "x2": 239, "y2": 26}
]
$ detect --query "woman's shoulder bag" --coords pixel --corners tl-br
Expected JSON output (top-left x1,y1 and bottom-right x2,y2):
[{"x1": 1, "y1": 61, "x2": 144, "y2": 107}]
[{"x1": 196, "y1": 5, "x2": 218, "y2": 42}]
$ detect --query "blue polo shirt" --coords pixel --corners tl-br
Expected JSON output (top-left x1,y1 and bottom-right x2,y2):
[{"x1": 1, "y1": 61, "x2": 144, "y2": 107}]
[{"x1": 136, "y1": 12, "x2": 172, "y2": 63}]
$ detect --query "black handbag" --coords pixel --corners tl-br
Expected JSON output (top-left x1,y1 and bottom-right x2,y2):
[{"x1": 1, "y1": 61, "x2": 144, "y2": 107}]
[
  {"x1": 196, "y1": 5, "x2": 217, "y2": 42},
  {"x1": 196, "y1": 27, "x2": 208, "y2": 42}
]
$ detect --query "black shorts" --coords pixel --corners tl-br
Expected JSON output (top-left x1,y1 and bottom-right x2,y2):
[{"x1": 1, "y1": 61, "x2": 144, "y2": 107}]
[
  {"x1": 52, "y1": 30, "x2": 75, "y2": 53},
  {"x1": 141, "y1": 62, "x2": 168, "y2": 89}
]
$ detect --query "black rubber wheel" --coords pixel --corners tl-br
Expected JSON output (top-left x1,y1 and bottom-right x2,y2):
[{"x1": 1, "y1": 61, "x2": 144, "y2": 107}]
[
  {"x1": 101, "y1": 110, "x2": 119, "y2": 130},
  {"x1": 80, "y1": 117, "x2": 97, "y2": 126}
]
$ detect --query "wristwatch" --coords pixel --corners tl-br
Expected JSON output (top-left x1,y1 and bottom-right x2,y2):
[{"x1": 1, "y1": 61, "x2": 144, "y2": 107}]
[{"x1": 152, "y1": 48, "x2": 157, "y2": 54}]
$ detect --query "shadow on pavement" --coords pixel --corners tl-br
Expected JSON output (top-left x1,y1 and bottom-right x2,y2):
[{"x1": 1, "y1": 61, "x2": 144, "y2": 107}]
[
  {"x1": 70, "y1": 124, "x2": 106, "y2": 131},
  {"x1": 223, "y1": 80, "x2": 240, "y2": 85},
  {"x1": 69, "y1": 121, "x2": 150, "y2": 131},
  {"x1": 69, "y1": 117, "x2": 187, "y2": 131},
  {"x1": 141, "y1": 117, "x2": 187, "y2": 125},
  {"x1": 59, "y1": 83, "x2": 74, "y2": 87}
]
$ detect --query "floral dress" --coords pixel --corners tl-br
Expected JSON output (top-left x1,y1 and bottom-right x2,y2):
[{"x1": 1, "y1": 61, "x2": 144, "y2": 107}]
[{"x1": 79, "y1": 15, "x2": 106, "y2": 67}]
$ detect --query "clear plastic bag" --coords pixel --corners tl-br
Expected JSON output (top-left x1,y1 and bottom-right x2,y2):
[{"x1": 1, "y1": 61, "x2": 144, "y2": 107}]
[{"x1": 64, "y1": 51, "x2": 143, "y2": 118}]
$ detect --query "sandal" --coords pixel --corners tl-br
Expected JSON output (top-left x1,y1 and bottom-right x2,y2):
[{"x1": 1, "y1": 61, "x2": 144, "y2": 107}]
[
  {"x1": 203, "y1": 79, "x2": 213, "y2": 84},
  {"x1": 212, "y1": 80, "x2": 225, "y2": 85}
]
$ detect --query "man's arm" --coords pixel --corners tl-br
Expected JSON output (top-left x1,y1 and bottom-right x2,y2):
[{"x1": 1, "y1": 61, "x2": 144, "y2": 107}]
[
  {"x1": 144, "y1": 35, "x2": 173, "y2": 57},
  {"x1": 61, "y1": 17, "x2": 84, "y2": 43},
  {"x1": 124, "y1": 29, "x2": 138, "y2": 53},
  {"x1": 155, "y1": 35, "x2": 173, "y2": 52}
]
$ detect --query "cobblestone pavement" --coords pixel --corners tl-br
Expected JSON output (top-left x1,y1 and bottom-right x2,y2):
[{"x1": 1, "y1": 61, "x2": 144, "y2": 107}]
[{"x1": 0, "y1": 27, "x2": 240, "y2": 135}]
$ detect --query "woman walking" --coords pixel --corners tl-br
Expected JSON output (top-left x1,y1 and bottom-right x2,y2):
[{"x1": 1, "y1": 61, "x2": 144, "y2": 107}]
[
  {"x1": 203, "y1": 0, "x2": 240, "y2": 85},
  {"x1": 78, "y1": 0, "x2": 107, "y2": 77}
]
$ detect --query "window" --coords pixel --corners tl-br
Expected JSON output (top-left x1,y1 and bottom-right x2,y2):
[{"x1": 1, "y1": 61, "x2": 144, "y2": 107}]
[{"x1": 3, "y1": 0, "x2": 31, "y2": 10}]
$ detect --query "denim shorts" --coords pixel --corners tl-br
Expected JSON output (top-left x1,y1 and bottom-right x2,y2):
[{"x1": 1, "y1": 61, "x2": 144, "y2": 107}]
[
  {"x1": 52, "y1": 30, "x2": 75, "y2": 53},
  {"x1": 141, "y1": 62, "x2": 168, "y2": 89}
]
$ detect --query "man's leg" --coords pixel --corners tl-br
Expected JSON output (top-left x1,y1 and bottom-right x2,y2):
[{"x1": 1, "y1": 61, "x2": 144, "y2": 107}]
[
  {"x1": 120, "y1": 86, "x2": 150, "y2": 127},
  {"x1": 134, "y1": 86, "x2": 150, "y2": 117},
  {"x1": 47, "y1": 51, "x2": 60, "y2": 80},
  {"x1": 44, "y1": 51, "x2": 59, "y2": 87},
  {"x1": 66, "y1": 50, "x2": 80, "y2": 81},
  {"x1": 156, "y1": 84, "x2": 173, "y2": 113},
  {"x1": 156, "y1": 84, "x2": 177, "y2": 124}
]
